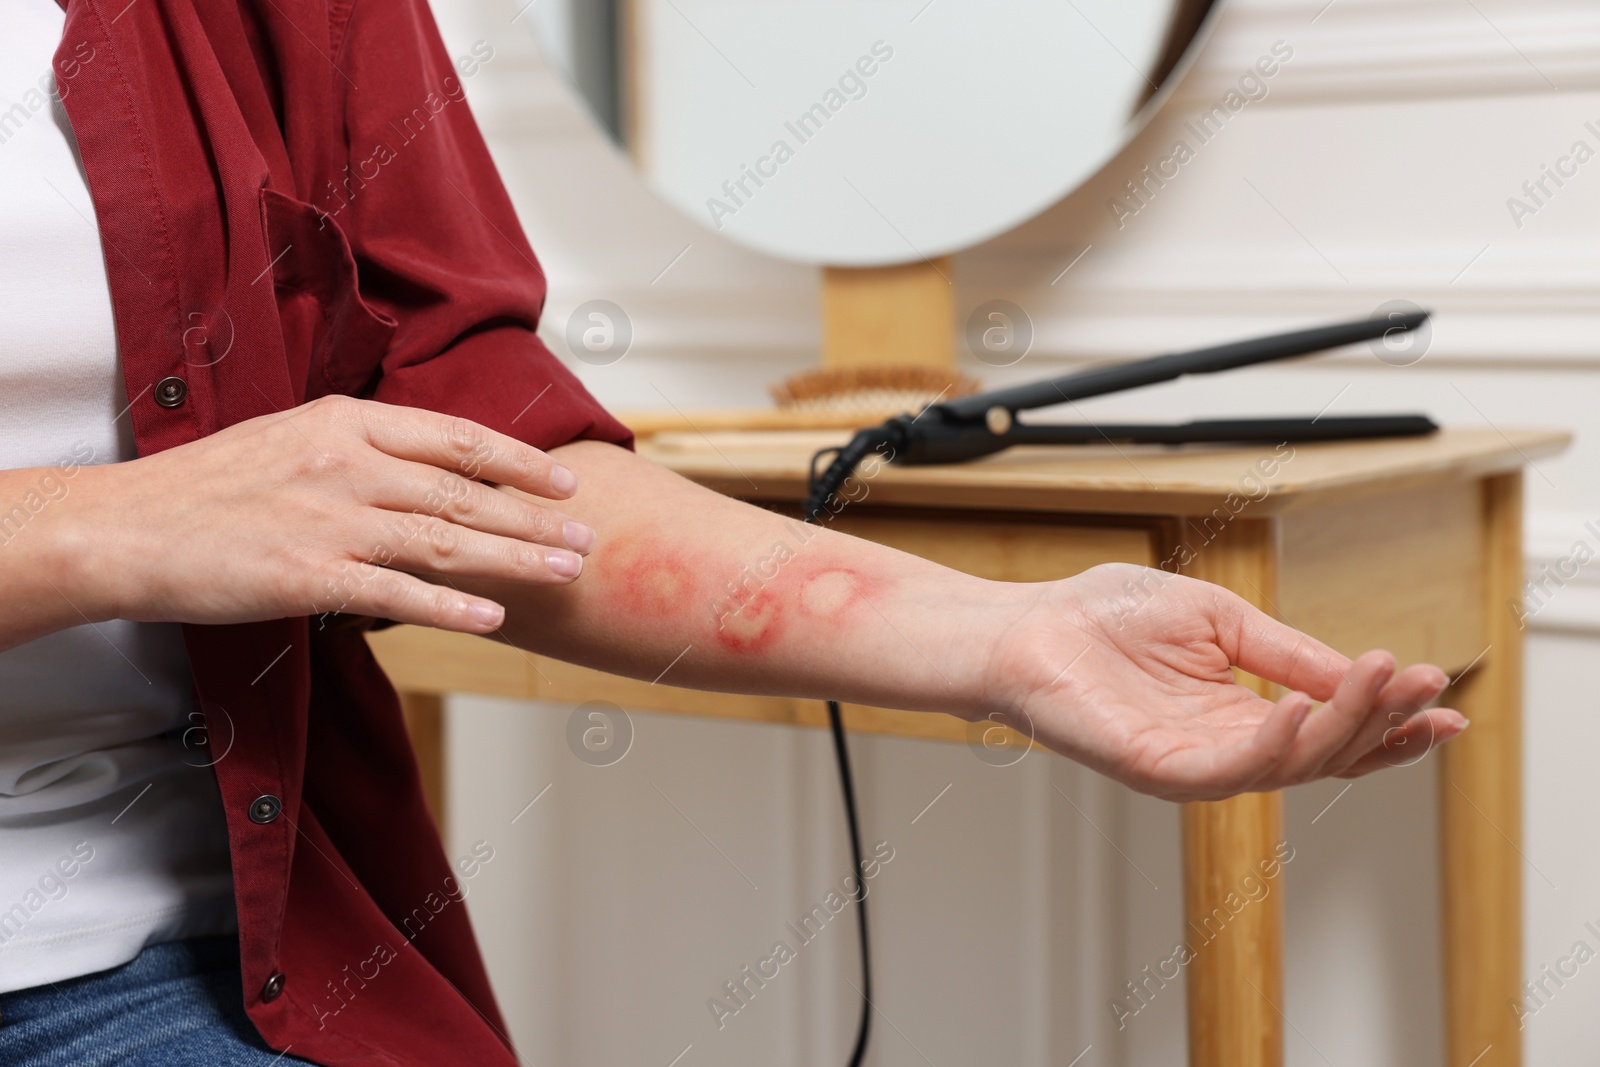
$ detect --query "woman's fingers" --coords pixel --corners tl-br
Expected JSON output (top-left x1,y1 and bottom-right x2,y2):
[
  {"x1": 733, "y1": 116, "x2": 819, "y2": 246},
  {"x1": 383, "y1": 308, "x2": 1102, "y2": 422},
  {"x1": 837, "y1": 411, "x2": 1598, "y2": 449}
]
[
  {"x1": 1208, "y1": 588, "x2": 1470, "y2": 787},
  {"x1": 1314, "y1": 663, "x2": 1449, "y2": 778},
  {"x1": 1253, "y1": 650, "x2": 1396, "y2": 786},
  {"x1": 1336, "y1": 707, "x2": 1468, "y2": 778},
  {"x1": 298, "y1": 400, "x2": 594, "y2": 624},
  {"x1": 1170, "y1": 654, "x2": 1466, "y2": 797},
  {"x1": 331, "y1": 565, "x2": 508, "y2": 634},
  {"x1": 335, "y1": 396, "x2": 580, "y2": 501},
  {"x1": 362, "y1": 458, "x2": 594, "y2": 555},
  {"x1": 363, "y1": 509, "x2": 587, "y2": 584},
  {"x1": 1148, "y1": 690, "x2": 1311, "y2": 801},
  {"x1": 1212, "y1": 588, "x2": 1352, "y2": 702}
]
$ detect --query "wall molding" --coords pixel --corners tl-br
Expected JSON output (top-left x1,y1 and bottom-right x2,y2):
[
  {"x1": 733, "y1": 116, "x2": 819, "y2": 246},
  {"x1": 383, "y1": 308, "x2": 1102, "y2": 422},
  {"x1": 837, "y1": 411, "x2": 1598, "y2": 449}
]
[
  {"x1": 1185, "y1": 0, "x2": 1600, "y2": 104},
  {"x1": 484, "y1": 0, "x2": 1600, "y2": 118},
  {"x1": 484, "y1": 3, "x2": 1600, "y2": 150},
  {"x1": 555, "y1": 255, "x2": 1600, "y2": 368},
  {"x1": 537, "y1": 290, "x2": 1600, "y2": 380},
  {"x1": 1521, "y1": 510, "x2": 1600, "y2": 634},
  {"x1": 540, "y1": 286, "x2": 815, "y2": 362}
]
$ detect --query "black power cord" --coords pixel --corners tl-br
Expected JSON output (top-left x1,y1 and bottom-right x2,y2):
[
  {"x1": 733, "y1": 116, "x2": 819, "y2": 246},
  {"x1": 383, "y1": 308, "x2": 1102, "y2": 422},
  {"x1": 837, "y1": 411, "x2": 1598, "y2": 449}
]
[
  {"x1": 806, "y1": 460, "x2": 874, "y2": 1067},
  {"x1": 826, "y1": 699, "x2": 872, "y2": 1067}
]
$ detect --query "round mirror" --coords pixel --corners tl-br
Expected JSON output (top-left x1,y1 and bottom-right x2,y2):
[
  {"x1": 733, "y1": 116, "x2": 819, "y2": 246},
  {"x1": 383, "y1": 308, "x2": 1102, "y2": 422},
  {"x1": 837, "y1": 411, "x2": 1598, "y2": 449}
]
[{"x1": 526, "y1": 0, "x2": 1219, "y2": 266}]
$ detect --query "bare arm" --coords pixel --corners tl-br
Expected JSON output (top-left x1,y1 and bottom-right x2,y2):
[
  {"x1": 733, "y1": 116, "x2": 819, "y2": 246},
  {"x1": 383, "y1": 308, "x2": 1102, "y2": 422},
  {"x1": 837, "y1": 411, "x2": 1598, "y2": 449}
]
[
  {"x1": 469, "y1": 440, "x2": 1468, "y2": 801},
  {"x1": 478, "y1": 440, "x2": 1008, "y2": 716},
  {"x1": 0, "y1": 463, "x2": 113, "y2": 647}
]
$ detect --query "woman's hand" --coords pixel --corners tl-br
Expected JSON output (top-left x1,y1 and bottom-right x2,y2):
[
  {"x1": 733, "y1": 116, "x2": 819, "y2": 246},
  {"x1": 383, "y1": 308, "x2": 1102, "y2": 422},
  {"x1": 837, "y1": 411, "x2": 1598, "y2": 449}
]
[
  {"x1": 984, "y1": 563, "x2": 1467, "y2": 801},
  {"x1": 57, "y1": 395, "x2": 591, "y2": 636}
]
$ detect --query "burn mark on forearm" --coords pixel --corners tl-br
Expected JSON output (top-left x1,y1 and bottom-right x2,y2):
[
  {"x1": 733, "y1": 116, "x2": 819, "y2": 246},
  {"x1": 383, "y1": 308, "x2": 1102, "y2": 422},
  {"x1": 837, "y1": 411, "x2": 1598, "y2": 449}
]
[{"x1": 603, "y1": 533, "x2": 886, "y2": 658}]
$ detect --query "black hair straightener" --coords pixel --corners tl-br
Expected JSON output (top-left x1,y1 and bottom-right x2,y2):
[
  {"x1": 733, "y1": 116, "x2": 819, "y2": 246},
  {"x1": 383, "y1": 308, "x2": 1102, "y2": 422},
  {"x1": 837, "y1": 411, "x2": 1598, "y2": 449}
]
[{"x1": 805, "y1": 310, "x2": 1437, "y2": 521}]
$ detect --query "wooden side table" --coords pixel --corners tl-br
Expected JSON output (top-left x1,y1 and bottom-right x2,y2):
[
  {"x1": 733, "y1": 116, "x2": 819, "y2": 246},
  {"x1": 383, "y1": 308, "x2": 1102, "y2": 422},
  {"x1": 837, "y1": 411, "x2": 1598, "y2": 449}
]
[{"x1": 372, "y1": 426, "x2": 1567, "y2": 1067}]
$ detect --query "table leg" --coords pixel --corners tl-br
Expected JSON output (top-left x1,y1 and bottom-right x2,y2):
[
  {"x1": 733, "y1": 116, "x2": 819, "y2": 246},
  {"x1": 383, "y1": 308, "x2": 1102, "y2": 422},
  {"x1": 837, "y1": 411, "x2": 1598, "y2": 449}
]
[
  {"x1": 1440, "y1": 472, "x2": 1523, "y2": 1067},
  {"x1": 400, "y1": 690, "x2": 448, "y2": 831},
  {"x1": 1175, "y1": 516, "x2": 1285, "y2": 1067},
  {"x1": 1183, "y1": 794, "x2": 1286, "y2": 1066}
]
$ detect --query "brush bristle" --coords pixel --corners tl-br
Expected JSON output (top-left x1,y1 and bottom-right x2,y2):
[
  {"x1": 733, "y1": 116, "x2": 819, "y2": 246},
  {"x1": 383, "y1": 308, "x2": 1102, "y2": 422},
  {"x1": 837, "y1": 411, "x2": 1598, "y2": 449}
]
[{"x1": 771, "y1": 365, "x2": 980, "y2": 416}]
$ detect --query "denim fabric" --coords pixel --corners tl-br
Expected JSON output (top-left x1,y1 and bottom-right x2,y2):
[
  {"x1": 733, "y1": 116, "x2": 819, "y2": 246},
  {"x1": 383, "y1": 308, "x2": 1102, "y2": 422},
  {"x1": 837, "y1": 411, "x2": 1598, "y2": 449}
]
[{"x1": 0, "y1": 937, "x2": 316, "y2": 1066}]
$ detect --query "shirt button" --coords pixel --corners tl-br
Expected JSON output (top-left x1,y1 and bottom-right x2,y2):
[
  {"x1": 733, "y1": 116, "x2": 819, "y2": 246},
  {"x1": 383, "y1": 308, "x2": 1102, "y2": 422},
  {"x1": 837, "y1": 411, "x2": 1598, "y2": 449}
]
[
  {"x1": 261, "y1": 972, "x2": 286, "y2": 1003},
  {"x1": 249, "y1": 794, "x2": 283, "y2": 824},
  {"x1": 155, "y1": 376, "x2": 188, "y2": 408}
]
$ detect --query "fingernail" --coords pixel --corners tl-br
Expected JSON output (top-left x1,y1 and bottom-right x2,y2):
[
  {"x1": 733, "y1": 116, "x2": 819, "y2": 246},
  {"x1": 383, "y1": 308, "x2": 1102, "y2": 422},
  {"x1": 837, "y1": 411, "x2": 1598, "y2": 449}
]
[
  {"x1": 548, "y1": 549, "x2": 583, "y2": 578},
  {"x1": 469, "y1": 601, "x2": 504, "y2": 627},
  {"x1": 550, "y1": 466, "x2": 578, "y2": 495},
  {"x1": 563, "y1": 520, "x2": 596, "y2": 554}
]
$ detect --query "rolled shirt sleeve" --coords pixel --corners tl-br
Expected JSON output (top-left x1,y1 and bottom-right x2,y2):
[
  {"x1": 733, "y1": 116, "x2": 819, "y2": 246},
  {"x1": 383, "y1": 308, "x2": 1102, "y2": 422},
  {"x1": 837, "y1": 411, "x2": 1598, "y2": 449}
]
[{"x1": 335, "y1": 0, "x2": 632, "y2": 455}]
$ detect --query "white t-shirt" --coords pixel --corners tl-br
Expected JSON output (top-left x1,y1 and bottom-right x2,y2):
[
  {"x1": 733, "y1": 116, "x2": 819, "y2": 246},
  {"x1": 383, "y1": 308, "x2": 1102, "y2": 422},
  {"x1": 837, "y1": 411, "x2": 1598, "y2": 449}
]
[{"x1": 0, "y1": 0, "x2": 236, "y2": 992}]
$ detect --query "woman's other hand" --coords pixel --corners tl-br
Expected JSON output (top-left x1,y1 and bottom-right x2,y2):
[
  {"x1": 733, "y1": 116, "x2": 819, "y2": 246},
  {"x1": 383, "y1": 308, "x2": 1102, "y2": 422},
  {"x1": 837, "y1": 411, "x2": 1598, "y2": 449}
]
[{"x1": 58, "y1": 395, "x2": 592, "y2": 635}]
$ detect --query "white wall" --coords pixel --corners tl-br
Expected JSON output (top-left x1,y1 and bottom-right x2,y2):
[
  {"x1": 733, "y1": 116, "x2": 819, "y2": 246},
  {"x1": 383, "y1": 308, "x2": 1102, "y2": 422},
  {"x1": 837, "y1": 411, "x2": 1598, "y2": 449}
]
[{"x1": 428, "y1": 1, "x2": 1600, "y2": 1063}]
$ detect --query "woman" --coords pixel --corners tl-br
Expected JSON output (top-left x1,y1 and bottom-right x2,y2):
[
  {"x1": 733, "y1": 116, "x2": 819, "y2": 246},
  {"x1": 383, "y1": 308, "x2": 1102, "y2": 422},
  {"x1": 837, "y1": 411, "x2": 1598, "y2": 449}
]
[{"x1": 0, "y1": 1, "x2": 1463, "y2": 1064}]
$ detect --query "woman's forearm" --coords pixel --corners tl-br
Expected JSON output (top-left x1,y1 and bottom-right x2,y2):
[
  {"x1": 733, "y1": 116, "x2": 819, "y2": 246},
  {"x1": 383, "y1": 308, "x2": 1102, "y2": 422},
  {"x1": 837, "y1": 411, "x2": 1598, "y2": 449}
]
[
  {"x1": 0, "y1": 464, "x2": 109, "y2": 650},
  {"x1": 474, "y1": 440, "x2": 1468, "y2": 800},
  {"x1": 476, "y1": 440, "x2": 1016, "y2": 717}
]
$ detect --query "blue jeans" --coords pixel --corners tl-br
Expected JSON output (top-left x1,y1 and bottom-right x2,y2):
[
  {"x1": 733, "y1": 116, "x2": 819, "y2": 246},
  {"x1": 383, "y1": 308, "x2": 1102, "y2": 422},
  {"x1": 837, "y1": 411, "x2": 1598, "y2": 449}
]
[{"x1": 0, "y1": 937, "x2": 317, "y2": 1066}]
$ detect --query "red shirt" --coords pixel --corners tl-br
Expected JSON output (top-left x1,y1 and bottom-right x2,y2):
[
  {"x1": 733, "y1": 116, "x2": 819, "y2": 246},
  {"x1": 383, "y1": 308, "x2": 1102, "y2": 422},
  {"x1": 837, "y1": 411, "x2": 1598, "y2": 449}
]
[{"x1": 53, "y1": 2, "x2": 631, "y2": 1063}]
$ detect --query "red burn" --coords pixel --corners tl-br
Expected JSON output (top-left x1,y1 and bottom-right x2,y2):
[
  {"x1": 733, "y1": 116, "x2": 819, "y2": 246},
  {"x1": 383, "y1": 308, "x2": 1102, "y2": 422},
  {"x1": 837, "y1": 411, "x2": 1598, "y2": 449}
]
[
  {"x1": 712, "y1": 564, "x2": 882, "y2": 654},
  {"x1": 604, "y1": 536, "x2": 890, "y2": 658},
  {"x1": 796, "y1": 567, "x2": 877, "y2": 619},
  {"x1": 604, "y1": 538, "x2": 696, "y2": 618},
  {"x1": 714, "y1": 585, "x2": 785, "y2": 654}
]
